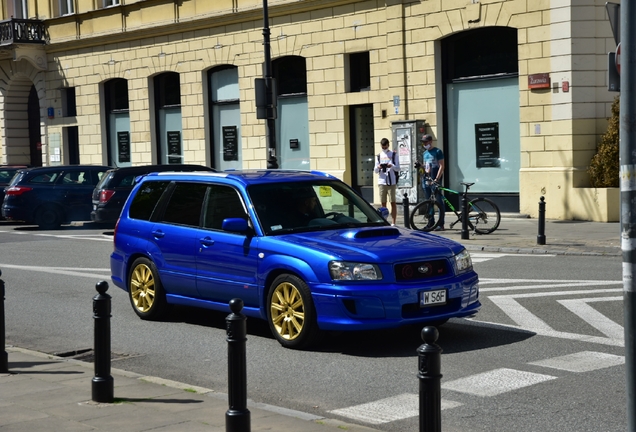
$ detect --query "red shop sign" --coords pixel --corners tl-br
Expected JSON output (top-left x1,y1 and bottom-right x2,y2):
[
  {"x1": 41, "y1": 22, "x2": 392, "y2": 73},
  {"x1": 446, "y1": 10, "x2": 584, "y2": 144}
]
[{"x1": 528, "y1": 73, "x2": 551, "y2": 89}]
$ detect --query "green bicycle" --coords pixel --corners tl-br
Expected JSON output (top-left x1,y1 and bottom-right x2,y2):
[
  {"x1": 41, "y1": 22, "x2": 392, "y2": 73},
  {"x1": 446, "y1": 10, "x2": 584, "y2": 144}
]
[{"x1": 410, "y1": 177, "x2": 501, "y2": 234}]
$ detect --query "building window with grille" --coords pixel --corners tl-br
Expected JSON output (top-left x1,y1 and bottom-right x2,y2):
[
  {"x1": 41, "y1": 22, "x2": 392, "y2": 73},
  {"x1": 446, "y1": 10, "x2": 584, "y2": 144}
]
[
  {"x1": 104, "y1": 79, "x2": 130, "y2": 166},
  {"x1": 154, "y1": 72, "x2": 183, "y2": 165},
  {"x1": 347, "y1": 52, "x2": 371, "y2": 92},
  {"x1": 208, "y1": 66, "x2": 241, "y2": 170}
]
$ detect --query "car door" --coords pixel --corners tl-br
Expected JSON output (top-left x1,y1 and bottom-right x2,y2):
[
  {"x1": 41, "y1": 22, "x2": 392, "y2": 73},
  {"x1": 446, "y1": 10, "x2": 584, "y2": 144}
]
[
  {"x1": 58, "y1": 168, "x2": 102, "y2": 221},
  {"x1": 195, "y1": 184, "x2": 260, "y2": 307},
  {"x1": 148, "y1": 182, "x2": 207, "y2": 298}
]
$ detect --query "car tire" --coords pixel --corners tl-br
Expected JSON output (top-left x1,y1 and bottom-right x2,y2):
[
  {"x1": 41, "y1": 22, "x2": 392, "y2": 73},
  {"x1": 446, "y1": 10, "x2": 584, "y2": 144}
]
[
  {"x1": 36, "y1": 205, "x2": 62, "y2": 230},
  {"x1": 128, "y1": 257, "x2": 168, "y2": 320},
  {"x1": 267, "y1": 274, "x2": 322, "y2": 349}
]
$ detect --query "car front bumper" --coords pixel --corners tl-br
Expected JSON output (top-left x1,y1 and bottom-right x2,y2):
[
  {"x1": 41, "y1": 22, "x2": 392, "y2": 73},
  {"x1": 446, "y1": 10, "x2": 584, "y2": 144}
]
[{"x1": 309, "y1": 272, "x2": 480, "y2": 331}]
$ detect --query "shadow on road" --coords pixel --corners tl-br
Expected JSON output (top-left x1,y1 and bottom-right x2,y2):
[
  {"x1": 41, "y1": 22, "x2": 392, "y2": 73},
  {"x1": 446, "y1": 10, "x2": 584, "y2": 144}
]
[{"x1": 163, "y1": 305, "x2": 535, "y2": 358}]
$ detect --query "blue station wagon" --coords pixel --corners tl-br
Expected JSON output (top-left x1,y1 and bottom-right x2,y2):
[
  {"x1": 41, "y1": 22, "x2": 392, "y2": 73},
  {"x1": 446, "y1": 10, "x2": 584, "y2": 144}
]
[{"x1": 110, "y1": 170, "x2": 480, "y2": 349}]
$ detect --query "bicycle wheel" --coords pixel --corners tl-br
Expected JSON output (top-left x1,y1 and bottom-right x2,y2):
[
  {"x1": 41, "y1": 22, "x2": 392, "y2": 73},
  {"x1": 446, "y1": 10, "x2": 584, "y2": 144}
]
[
  {"x1": 410, "y1": 201, "x2": 443, "y2": 232},
  {"x1": 467, "y1": 198, "x2": 500, "y2": 234}
]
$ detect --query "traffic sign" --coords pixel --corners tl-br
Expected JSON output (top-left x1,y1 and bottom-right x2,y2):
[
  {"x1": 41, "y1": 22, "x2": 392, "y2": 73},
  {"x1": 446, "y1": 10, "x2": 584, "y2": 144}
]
[{"x1": 616, "y1": 42, "x2": 621, "y2": 75}]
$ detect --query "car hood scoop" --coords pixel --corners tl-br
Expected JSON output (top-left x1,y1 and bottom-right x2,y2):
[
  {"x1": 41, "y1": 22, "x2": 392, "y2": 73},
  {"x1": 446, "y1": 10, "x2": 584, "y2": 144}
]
[{"x1": 349, "y1": 227, "x2": 400, "y2": 238}]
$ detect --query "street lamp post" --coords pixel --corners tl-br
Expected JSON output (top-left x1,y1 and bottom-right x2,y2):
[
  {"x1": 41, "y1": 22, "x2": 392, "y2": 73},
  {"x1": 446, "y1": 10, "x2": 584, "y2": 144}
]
[{"x1": 262, "y1": 0, "x2": 278, "y2": 169}]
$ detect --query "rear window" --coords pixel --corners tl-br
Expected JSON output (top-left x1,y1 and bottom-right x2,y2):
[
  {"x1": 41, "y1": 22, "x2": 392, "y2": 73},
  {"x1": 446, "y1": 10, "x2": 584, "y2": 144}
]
[
  {"x1": 0, "y1": 169, "x2": 19, "y2": 184},
  {"x1": 129, "y1": 181, "x2": 170, "y2": 221},
  {"x1": 95, "y1": 171, "x2": 115, "y2": 189}
]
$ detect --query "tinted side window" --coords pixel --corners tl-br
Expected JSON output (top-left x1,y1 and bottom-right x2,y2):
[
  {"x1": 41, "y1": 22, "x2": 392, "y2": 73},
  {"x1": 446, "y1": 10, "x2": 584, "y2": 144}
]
[
  {"x1": 29, "y1": 171, "x2": 61, "y2": 184},
  {"x1": 202, "y1": 185, "x2": 246, "y2": 230},
  {"x1": 61, "y1": 170, "x2": 89, "y2": 185},
  {"x1": 129, "y1": 181, "x2": 170, "y2": 220},
  {"x1": 161, "y1": 183, "x2": 207, "y2": 226}
]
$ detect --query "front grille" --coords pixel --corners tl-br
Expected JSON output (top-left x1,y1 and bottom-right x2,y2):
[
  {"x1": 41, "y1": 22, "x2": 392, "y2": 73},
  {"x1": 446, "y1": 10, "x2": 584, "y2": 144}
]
[{"x1": 394, "y1": 259, "x2": 448, "y2": 282}]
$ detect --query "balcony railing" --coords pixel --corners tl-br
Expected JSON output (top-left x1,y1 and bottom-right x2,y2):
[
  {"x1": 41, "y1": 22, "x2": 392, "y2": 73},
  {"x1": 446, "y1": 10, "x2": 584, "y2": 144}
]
[{"x1": 0, "y1": 19, "x2": 46, "y2": 46}]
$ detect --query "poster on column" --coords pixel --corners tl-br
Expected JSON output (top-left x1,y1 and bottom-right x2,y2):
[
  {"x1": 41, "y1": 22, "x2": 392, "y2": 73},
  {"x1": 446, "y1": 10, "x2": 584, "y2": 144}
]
[
  {"x1": 395, "y1": 127, "x2": 412, "y2": 187},
  {"x1": 474, "y1": 123, "x2": 500, "y2": 168},
  {"x1": 167, "y1": 131, "x2": 181, "y2": 164}
]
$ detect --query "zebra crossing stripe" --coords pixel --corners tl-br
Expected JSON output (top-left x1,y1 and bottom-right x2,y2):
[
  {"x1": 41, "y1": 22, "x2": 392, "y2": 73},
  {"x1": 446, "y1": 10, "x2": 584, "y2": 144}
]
[
  {"x1": 558, "y1": 297, "x2": 624, "y2": 340},
  {"x1": 441, "y1": 368, "x2": 557, "y2": 397},
  {"x1": 529, "y1": 351, "x2": 625, "y2": 372},
  {"x1": 327, "y1": 393, "x2": 462, "y2": 425}
]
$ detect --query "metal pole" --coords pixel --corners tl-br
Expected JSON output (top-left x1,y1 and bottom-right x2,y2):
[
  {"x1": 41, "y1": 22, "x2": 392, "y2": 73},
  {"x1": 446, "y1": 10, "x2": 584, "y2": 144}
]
[
  {"x1": 403, "y1": 193, "x2": 410, "y2": 229},
  {"x1": 226, "y1": 298, "x2": 250, "y2": 432},
  {"x1": 262, "y1": 0, "x2": 278, "y2": 169},
  {"x1": 537, "y1": 196, "x2": 546, "y2": 245},
  {"x1": 461, "y1": 191, "x2": 469, "y2": 240},
  {"x1": 0, "y1": 270, "x2": 7, "y2": 373},
  {"x1": 92, "y1": 281, "x2": 113, "y2": 403},
  {"x1": 620, "y1": 2, "x2": 636, "y2": 430},
  {"x1": 417, "y1": 326, "x2": 442, "y2": 432}
]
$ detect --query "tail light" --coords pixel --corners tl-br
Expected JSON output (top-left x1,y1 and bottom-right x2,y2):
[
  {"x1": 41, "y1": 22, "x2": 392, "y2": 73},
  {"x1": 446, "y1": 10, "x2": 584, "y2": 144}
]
[
  {"x1": 5, "y1": 186, "x2": 33, "y2": 196},
  {"x1": 99, "y1": 190, "x2": 116, "y2": 203}
]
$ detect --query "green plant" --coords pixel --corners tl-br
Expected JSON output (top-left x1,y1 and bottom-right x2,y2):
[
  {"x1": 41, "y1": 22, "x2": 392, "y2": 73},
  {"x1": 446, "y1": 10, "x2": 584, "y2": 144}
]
[{"x1": 588, "y1": 96, "x2": 620, "y2": 187}]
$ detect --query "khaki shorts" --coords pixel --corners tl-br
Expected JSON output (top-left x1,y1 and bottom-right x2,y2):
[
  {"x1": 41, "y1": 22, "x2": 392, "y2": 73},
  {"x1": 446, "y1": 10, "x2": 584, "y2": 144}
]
[{"x1": 378, "y1": 184, "x2": 397, "y2": 203}]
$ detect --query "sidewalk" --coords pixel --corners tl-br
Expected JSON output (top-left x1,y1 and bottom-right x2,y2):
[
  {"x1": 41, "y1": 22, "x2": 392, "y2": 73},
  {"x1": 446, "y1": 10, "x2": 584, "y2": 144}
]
[
  {"x1": 0, "y1": 346, "x2": 380, "y2": 432},
  {"x1": 394, "y1": 213, "x2": 621, "y2": 256}
]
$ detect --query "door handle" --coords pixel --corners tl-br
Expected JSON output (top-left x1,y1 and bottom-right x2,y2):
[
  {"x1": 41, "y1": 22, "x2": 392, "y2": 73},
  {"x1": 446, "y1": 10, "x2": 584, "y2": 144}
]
[
  {"x1": 152, "y1": 230, "x2": 165, "y2": 239},
  {"x1": 199, "y1": 237, "x2": 215, "y2": 247}
]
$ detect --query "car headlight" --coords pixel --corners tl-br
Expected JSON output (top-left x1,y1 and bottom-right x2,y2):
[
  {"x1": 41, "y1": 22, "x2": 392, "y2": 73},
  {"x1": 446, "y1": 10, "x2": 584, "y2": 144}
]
[
  {"x1": 453, "y1": 249, "x2": 473, "y2": 274},
  {"x1": 329, "y1": 261, "x2": 382, "y2": 281}
]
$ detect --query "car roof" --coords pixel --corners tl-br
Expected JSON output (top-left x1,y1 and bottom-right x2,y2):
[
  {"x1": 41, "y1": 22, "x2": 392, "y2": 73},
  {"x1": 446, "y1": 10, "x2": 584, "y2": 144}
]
[
  {"x1": 19, "y1": 165, "x2": 111, "y2": 172},
  {"x1": 105, "y1": 164, "x2": 214, "y2": 176},
  {"x1": 142, "y1": 169, "x2": 337, "y2": 186}
]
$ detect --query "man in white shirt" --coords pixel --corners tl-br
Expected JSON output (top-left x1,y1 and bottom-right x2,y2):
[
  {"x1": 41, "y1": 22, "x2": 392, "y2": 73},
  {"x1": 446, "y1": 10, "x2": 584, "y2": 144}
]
[{"x1": 373, "y1": 137, "x2": 400, "y2": 225}]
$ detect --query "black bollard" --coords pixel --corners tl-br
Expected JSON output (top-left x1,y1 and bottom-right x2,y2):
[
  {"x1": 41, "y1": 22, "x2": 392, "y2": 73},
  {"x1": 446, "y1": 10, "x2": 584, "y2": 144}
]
[
  {"x1": 403, "y1": 193, "x2": 410, "y2": 229},
  {"x1": 417, "y1": 326, "x2": 443, "y2": 432},
  {"x1": 461, "y1": 191, "x2": 469, "y2": 240},
  {"x1": 92, "y1": 281, "x2": 113, "y2": 403},
  {"x1": 226, "y1": 298, "x2": 250, "y2": 432},
  {"x1": 537, "y1": 196, "x2": 546, "y2": 245},
  {"x1": 0, "y1": 270, "x2": 7, "y2": 373}
]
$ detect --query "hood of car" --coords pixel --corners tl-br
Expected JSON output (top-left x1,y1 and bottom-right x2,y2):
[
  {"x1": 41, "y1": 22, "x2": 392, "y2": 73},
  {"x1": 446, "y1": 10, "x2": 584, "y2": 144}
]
[{"x1": 273, "y1": 226, "x2": 463, "y2": 261}]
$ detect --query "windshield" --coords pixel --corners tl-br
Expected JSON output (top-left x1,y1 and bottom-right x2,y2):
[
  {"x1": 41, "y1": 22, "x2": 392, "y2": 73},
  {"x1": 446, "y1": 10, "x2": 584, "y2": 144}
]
[{"x1": 248, "y1": 180, "x2": 388, "y2": 235}]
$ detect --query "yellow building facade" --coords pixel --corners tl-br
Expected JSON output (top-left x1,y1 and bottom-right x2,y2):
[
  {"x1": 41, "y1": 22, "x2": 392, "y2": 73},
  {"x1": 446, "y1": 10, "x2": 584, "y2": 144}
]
[{"x1": 0, "y1": 0, "x2": 620, "y2": 221}]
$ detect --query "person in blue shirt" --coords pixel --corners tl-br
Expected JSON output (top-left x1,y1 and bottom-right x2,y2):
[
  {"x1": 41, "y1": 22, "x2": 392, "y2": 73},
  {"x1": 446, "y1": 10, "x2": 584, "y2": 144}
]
[{"x1": 415, "y1": 134, "x2": 445, "y2": 231}]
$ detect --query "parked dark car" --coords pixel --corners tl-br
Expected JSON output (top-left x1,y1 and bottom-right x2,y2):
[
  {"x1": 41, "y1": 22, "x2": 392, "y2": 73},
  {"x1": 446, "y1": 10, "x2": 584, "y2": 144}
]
[
  {"x1": 110, "y1": 170, "x2": 480, "y2": 349},
  {"x1": 1, "y1": 165, "x2": 111, "y2": 229},
  {"x1": 0, "y1": 165, "x2": 28, "y2": 217},
  {"x1": 91, "y1": 164, "x2": 214, "y2": 224}
]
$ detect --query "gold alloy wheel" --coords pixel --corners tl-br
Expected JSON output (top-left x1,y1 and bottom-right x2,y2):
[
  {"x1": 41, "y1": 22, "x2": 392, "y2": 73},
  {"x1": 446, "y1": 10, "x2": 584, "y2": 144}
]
[
  {"x1": 130, "y1": 263, "x2": 156, "y2": 313},
  {"x1": 270, "y1": 281, "x2": 305, "y2": 341}
]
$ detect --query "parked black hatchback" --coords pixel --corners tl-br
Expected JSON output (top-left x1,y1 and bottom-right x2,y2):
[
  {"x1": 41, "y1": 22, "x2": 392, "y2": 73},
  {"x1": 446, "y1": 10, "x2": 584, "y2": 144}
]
[
  {"x1": 1, "y1": 165, "x2": 111, "y2": 229},
  {"x1": 91, "y1": 164, "x2": 214, "y2": 225}
]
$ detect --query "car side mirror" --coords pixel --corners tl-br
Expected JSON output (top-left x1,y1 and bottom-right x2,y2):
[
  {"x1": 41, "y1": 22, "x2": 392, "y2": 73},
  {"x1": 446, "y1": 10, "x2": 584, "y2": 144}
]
[{"x1": 222, "y1": 217, "x2": 250, "y2": 233}]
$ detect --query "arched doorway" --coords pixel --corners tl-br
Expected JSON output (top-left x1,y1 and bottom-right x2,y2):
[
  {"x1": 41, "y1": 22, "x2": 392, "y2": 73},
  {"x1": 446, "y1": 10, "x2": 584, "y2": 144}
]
[
  {"x1": 442, "y1": 27, "x2": 520, "y2": 212},
  {"x1": 2, "y1": 78, "x2": 42, "y2": 166}
]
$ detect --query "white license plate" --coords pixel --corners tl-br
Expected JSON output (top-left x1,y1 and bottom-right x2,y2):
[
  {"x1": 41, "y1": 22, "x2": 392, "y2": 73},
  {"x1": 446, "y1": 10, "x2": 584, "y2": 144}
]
[{"x1": 420, "y1": 289, "x2": 447, "y2": 306}]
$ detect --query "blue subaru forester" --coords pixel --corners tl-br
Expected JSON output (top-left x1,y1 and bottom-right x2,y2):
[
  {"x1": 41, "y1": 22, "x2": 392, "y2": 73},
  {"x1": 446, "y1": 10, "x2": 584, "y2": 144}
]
[{"x1": 110, "y1": 170, "x2": 480, "y2": 349}]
